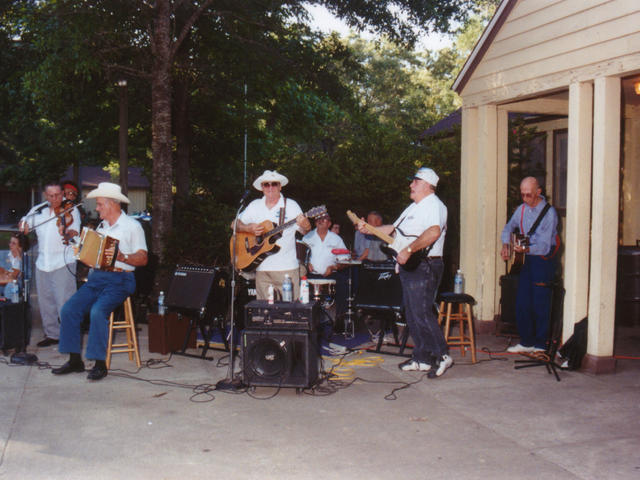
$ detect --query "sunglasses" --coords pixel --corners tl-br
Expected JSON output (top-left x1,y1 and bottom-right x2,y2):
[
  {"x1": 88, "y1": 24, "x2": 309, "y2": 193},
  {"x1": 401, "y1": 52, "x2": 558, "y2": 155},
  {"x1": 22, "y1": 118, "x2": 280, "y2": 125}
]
[{"x1": 262, "y1": 182, "x2": 280, "y2": 188}]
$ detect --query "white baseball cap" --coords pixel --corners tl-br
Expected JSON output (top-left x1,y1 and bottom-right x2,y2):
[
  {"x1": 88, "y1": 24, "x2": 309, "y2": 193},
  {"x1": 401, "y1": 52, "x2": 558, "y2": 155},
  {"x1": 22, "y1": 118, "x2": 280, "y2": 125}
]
[{"x1": 411, "y1": 167, "x2": 439, "y2": 187}]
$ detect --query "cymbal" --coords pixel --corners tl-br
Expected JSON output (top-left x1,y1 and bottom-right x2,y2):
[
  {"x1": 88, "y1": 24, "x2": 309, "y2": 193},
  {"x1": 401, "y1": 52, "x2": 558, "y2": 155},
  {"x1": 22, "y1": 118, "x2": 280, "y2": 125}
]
[{"x1": 337, "y1": 260, "x2": 362, "y2": 266}]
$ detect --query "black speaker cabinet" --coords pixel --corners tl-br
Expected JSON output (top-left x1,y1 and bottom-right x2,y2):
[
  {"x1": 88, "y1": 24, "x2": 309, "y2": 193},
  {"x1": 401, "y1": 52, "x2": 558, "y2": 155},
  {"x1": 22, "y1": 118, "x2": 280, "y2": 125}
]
[
  {"x1": 242, "y1": 329, "x2": 319, "y2": 388},
  {"x1": 166, "y1": 265, "x2": 228, "y2": 317},
  {"x1": 1, "y1": 302, "x2": 28, "y2": 354},
  {"x1": 498, "y1": 274, "x2": 518, "y2": 335},
  {"x1": 354, "y1": 261, "x2": 402, "y2": 311}
]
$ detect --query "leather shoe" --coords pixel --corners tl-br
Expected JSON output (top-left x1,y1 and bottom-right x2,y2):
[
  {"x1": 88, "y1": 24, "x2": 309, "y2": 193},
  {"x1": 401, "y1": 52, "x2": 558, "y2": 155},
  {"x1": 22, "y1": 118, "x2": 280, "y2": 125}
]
[
  {"x1": 52, "y1": 360, "x2": 85, "y2": 375},
  {"x1": 37, "y1": 337, "x2": 59, "y2": 347},
  {"x1": 87, "y1": 364, "x2": 108, "y2": 381}
]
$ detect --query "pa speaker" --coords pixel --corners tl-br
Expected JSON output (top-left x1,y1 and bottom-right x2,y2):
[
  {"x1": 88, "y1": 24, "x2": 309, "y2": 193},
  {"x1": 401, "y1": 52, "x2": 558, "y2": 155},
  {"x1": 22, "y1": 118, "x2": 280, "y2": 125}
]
[
  {"x1": 242, "y1": 329, "x2": 319, "y2": 388},
  {"x1": 166, "y1": 265, "x2": 228, "y2": 317},
  {"x1": 1, "y1": 302, "x2": 28, "y2": 354}
]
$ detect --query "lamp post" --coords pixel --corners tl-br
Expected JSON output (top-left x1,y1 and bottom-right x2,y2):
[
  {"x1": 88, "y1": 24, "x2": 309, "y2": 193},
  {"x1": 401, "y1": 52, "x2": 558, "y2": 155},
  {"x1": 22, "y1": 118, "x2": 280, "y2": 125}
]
[{"x1": 117, "y1": 79, "x2": 129, "y2": 202}]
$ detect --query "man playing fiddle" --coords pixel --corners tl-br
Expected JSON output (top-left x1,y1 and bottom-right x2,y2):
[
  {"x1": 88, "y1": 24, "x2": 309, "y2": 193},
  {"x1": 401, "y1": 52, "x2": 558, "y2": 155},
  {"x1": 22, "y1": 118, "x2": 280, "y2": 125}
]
[{"x1": 19, "y1": 182, "x2": 81, "y2": 347}]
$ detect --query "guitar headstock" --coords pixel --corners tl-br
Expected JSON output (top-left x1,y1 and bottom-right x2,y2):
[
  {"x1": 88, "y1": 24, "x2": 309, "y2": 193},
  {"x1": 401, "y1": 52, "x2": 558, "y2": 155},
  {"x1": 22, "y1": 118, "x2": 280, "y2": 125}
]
[
  {"x1": 346, "y1": 210, "x2": 360, "y2": 225},
  {"x1": 306, "y1": 205, "x2": 328, "y2": 219}
]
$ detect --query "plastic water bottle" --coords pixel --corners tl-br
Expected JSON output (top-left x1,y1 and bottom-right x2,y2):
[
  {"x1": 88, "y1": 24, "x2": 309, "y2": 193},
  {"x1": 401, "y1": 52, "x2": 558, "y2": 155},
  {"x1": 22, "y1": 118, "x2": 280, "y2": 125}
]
[
  {"x1": 6, "y1": 280, "x2": 19, "y2": 303},
  {"x1": 158, "y1": 290, "x2": 166, "y2": 315},
  {"x1": 282, "y1": 274, "x2": 293, "y2": 302},
  {"x1": 300, "y1": 276, "x2": 309, "y2": 304},
  {"x1": 267, "y1": 284, "x2": 274, "y2": 304},
  {"x1": 454, "y1": 270, "x2": 464, "y2": 294}
]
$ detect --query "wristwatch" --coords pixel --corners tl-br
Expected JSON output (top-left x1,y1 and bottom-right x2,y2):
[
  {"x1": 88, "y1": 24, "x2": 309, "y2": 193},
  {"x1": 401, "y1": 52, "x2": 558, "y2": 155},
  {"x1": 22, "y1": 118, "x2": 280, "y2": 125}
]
[
  {"x1": 407, "y1": 246, "x2": 413, "y2": 254},
  {"x1": 124, "y1": 254, "x2": 129, "y2": 262}
]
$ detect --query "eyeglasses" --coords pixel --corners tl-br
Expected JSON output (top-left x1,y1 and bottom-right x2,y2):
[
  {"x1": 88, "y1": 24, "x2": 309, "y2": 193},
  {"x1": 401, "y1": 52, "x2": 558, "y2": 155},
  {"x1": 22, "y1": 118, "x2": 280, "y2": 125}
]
[
  {"x1": 521, "y1": 193, "x2": 536, "y2": 198},
  {"x1": 262, "y1": 182, "x2": 280, "y2": 188}
]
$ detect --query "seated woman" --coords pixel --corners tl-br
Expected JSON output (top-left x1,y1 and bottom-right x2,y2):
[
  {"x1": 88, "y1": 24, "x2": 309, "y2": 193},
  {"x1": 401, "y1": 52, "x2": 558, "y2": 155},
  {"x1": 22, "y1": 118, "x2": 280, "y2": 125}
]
[{"x1": 0, "y1": 233, "x2": 28, "y2": 295}]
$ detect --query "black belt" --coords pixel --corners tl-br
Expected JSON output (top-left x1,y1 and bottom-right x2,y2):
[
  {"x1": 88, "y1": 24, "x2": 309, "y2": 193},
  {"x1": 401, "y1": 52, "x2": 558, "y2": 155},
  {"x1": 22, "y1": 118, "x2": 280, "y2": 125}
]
[{"x1": 425, "y1": 256, "x2": 442, "y2": 261}]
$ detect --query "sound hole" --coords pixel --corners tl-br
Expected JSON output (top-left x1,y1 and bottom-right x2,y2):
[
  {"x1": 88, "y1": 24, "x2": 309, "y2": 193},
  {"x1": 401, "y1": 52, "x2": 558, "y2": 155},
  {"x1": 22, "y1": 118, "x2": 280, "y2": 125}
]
[{"x1": 249, "y1": 338, "x2": 287, "y2": 378}]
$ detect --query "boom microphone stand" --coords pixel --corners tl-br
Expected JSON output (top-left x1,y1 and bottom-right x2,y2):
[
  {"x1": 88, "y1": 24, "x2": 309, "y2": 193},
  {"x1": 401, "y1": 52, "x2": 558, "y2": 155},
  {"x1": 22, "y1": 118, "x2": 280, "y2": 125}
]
[{"x1": 216, "y1": 190, "x2": 250, "y2": 390}]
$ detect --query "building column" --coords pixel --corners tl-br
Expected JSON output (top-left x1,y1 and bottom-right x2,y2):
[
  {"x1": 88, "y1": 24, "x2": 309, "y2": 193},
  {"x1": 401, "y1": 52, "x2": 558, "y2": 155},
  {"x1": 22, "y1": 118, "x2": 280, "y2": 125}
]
[
  {"x1": 460, "y1": 107, "x2": 480, "y2": 306},
  {"x1": 584, "y1": 76, "x2": 621, "y2": 374},
  {"x1": 476, "y1": 104, "x2": 498, "y2": 322},
  {"x1": 494, "y1": 109, "x2": 509, "y2": 314},
  {"x1": 563, "y1": 82, "x2": 593, "y2": 342}
]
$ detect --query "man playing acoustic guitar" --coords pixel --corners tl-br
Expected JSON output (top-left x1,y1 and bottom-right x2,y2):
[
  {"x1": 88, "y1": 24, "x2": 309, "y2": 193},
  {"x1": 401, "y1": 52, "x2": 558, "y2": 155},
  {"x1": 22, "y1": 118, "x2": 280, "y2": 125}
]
[
  {"x1": 234, "y1": 170, "x2": 311, "y2": 301},
  {"x1": 501, "y1": 176, "x2": 558, "y2": 354}
]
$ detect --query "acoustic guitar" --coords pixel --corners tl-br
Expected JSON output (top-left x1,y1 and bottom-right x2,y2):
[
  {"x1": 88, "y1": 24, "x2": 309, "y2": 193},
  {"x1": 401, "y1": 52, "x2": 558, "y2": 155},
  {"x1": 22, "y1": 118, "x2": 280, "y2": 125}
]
[
  {"x1": 346, "y1": 210, "x2": 421, "y2": 271},
  {"x1": 231, "y1": 205, "x2": 327, "y2": 272},
  {"x1": 509, "y1": 231, "x2": 529, "y2": 274}
]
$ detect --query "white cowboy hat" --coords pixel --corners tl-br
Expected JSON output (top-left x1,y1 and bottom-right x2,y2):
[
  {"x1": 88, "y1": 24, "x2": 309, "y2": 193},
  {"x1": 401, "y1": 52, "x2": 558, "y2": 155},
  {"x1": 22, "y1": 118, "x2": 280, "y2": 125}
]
[
  {"x1": 86, "y1": 182, "x2": 130, "y2": 204},
  {"x1": 252, "y1": 170, "x2": 289, "y2": 191}
]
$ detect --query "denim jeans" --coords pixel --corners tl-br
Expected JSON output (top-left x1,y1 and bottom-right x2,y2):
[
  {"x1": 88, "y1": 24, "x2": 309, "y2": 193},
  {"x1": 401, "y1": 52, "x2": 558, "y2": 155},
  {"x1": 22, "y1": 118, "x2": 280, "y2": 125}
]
[
  {"x1": 399, "y1": 258, "x2": 447, "y2": 363},
  {"x1": 515, "y1": 255, "x2": 556, "y2": 349},
  {"x1": 59, "y1": 269, "x2": 136, "y2": 361}
]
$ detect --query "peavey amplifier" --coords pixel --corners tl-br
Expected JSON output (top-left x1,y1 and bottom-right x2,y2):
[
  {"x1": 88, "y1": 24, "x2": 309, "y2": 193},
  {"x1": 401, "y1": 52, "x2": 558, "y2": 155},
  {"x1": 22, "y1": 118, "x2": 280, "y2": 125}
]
[{"x1": 244, "y1": 300, "x2": 321, "y2": 331}]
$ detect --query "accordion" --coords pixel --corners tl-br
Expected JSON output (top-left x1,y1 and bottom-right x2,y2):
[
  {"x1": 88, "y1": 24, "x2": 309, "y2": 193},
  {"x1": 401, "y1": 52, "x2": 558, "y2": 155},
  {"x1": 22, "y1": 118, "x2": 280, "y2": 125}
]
[{"x1": 76, "y1": 227, "x2": 120, "y2": 271}]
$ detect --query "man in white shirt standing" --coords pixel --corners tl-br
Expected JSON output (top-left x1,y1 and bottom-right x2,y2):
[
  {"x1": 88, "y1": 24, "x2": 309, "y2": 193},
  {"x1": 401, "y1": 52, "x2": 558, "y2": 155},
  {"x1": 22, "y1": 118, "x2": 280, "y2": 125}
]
[
  {"x1": 234, "y1": 170, "x2": 311, "y2": 301},
  {"x1": 20, "y1": 183, "x2": 80, "y2": 347},
  {"x1": 357, "y1": 167, "x2": 452, "y2": 377},
  {"x1": 52, "y1": 182, "x2": 148, "y2": 381}
]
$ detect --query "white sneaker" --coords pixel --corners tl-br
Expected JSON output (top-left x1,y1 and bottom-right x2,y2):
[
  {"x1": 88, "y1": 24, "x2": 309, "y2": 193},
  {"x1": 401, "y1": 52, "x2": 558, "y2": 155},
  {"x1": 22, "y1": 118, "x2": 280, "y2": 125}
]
[
  {"x1": 507, "y1": 344, "x2": 535, "y2": 353},
  {"x1": 435, "y1": 354, "x2": 453, "y2": 377},
  {"x1": 398, "y1": 359, "x2": 431, "y2": 372}
]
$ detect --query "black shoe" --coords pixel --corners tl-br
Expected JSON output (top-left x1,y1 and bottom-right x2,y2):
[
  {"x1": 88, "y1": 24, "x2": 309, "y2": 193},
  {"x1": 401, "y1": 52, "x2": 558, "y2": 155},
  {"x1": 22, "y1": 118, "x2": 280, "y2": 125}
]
[
  {"x1": 87, "y1": 364, "x2": 108, "y2": 381},
  {"x1": 52, "y1": 360, "x2": 85, "y2": 375},
  {"x1": 37, "y1": 337, "x2": 59, "y2": 347}
]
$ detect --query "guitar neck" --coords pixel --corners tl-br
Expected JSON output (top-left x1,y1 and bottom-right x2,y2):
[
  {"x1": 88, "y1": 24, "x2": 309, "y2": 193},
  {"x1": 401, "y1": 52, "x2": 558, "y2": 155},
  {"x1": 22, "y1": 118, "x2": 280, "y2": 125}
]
[
  {"x1": 346, "y1": 210, "x2": 394, "y2": 244},
  {"x1": 266, "y1": 218, "x2": 298, "y2": 239}
]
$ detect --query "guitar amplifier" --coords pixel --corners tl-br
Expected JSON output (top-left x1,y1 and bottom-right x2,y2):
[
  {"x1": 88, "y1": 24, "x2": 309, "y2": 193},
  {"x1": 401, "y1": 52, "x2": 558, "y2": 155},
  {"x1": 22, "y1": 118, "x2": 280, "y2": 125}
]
[
  {"x1": 244, "y1": 300, "x2": 320, "y2": 331},
  {"x1": 166, "y1": 265, "x2": 229, "y2": 316}
]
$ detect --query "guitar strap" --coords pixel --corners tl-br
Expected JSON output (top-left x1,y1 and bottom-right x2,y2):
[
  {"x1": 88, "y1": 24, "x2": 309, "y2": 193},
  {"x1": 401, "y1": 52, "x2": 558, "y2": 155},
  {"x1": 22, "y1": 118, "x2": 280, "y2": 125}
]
[
  {"x1": 526, "y1": 203, "x2": 551, "y2": 237},
  {"x1": 278, "y1": 198, "x2": 286, "y2": 225}
]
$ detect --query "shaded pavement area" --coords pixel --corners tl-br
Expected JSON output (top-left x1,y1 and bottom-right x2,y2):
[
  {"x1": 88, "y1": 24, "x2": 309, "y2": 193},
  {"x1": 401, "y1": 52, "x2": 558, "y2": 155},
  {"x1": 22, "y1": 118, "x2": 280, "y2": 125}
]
[{"x1": 1, "y1": 312, "x2": 639, "y2": 480}]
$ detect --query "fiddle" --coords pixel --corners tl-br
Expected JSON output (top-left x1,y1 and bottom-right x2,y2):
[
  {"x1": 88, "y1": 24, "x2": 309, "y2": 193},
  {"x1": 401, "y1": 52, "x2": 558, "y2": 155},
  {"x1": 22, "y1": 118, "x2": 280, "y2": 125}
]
[{"x1": 56, "y1": 199, "x2": 76, "y2": 245}]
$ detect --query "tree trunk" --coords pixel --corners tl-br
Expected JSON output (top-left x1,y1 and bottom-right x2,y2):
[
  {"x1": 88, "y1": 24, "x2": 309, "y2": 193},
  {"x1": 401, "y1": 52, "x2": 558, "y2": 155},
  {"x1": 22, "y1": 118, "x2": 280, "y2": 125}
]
[
  {"x1": 174, "y1": 77, "x2": 191, "y2": 207},
  {"x1": 151, "y1": 0, "x2": 173, "y2": 291}
]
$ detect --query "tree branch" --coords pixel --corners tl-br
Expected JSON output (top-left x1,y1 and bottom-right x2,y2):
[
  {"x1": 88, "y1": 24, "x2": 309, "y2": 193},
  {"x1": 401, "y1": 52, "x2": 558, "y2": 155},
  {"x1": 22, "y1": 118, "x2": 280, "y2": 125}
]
[{"x1": 170, "y1": 0, "x2": 215, "y2": 61}]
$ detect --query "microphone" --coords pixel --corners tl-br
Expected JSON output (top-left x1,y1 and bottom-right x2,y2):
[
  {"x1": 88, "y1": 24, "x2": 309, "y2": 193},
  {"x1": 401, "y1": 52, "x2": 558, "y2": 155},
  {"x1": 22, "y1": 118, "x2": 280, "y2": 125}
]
[
  {"x1": 239, "y1": 189, "x2": 250, "y2": 204},
  {"x1": 331, "y1": 248, "x2": 350, "y2": 255}
]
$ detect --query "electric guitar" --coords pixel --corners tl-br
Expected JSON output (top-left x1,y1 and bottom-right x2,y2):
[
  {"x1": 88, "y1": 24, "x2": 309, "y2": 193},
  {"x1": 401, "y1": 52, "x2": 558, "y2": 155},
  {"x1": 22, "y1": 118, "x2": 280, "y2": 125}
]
[
  {"x1": 346, "y1": 210, "x2": 422, "y2": 271},
  {"x1": 231, "y1": 205, "x2": 327, "y2": 272}
]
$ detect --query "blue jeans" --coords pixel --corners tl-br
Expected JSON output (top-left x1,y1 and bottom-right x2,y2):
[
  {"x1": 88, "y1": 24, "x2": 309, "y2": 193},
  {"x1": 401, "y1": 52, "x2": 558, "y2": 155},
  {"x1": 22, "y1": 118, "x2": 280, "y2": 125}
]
[
  {"x1": 399, "y1": 258, "x2": 447, "y2": 363},
  {"x1": 59, "y1": 270, "x2": 136, "y2": 361},
  {"x1": 515, "y1": 255, "x2": 556, "y2": 349}
]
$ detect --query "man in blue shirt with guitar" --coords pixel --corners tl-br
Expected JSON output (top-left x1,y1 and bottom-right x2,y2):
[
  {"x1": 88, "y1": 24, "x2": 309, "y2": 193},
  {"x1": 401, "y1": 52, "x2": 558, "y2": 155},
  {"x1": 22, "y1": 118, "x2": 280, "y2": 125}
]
[{"x1": 501, "y1": 176, "x2": 559, "y2": 354}]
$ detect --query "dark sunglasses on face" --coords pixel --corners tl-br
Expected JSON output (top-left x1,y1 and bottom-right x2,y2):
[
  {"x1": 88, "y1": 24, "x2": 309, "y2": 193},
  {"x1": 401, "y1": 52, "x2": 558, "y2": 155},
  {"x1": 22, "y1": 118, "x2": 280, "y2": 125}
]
[{"x1": 262, "y1": 182, "x2": 280, "y2": 188}]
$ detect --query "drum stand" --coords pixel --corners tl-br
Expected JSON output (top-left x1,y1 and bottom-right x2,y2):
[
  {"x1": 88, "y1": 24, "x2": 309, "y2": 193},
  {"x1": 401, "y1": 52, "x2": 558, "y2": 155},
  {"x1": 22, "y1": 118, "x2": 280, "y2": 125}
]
[{"x1": 339, "y1": 263, "x2": 358, "y2": 339}]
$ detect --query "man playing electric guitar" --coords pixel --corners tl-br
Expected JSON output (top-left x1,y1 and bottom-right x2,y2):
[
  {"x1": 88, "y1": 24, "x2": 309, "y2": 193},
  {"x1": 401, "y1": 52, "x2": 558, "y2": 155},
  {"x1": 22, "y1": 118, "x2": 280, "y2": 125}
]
[
  {"x1": 355, "y1": 167, "x2": 452, "y2": 377},
  {"x1": 233, "y1": 170, "x2": 311, "y2": 301}
]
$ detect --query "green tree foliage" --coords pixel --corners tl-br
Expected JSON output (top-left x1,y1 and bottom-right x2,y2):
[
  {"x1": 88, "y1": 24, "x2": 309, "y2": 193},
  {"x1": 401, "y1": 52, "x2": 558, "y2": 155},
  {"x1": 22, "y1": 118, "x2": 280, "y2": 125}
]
[{"x1": 2, "y1": 0, "x2": 490, "y2": 283}]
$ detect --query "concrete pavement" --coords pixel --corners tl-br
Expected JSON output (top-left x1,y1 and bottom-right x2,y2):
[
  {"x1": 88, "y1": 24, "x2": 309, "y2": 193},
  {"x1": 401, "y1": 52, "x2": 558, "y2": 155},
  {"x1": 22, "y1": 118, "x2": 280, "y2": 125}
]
[{"x1": 1, "y1": 318, "x2": 639, "y2": 480}]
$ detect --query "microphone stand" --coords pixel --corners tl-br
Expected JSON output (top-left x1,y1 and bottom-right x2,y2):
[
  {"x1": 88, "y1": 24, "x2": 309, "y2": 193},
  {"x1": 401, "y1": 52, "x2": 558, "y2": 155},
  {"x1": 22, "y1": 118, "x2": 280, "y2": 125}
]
[{"x1": 216, "y1": 194, "x2": 248, "y2": 390}]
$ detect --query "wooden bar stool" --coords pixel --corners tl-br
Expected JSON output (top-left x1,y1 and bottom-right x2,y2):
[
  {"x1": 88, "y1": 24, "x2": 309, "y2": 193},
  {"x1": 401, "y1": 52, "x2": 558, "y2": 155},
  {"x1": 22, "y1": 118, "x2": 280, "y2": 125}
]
[
  {"x1": 106, "y1": 297, "x2": 141, "y2": 369},
  {"x1": 437, "y1": 292, "x2": 477, "y2": 363}
]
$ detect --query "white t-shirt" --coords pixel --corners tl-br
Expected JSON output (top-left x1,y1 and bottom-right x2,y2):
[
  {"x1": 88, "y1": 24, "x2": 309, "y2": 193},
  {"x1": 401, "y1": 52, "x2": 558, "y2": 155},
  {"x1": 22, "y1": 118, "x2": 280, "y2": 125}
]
[
  {"x1": 393, "y1": 193, "x2": 447, "y2": 257},
  {"x1": 96, "y1": 213, "x2": 148, "y2": 272},
  {"x1": 21, "y1": 203, "x2": 81, "y2": 272},
  {"x1": 238, "y1": 196, "x2": 303, "y2": 271},
  {"x1": 303, "y1": 230, "x2": 347, "y2": 275},
  {"x1": 7, "y1": 251, "x2": 21, "y2": 272}
]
